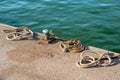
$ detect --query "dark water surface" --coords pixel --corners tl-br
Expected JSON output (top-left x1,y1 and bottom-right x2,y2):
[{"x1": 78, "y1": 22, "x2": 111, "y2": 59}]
[{"x1": 0, "y1": 0, "x2": 120, "y2": 52}]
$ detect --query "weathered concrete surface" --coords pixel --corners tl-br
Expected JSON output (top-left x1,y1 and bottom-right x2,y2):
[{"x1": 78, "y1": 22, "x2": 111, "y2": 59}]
[{"x1": 0, "y1": 24, "x2": 120, "y2": 80}]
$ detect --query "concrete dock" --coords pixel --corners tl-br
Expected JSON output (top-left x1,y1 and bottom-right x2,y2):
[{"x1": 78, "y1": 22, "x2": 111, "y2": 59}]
[{"x1": 0, "y1": 24, "x2": 120, "y2": 80}]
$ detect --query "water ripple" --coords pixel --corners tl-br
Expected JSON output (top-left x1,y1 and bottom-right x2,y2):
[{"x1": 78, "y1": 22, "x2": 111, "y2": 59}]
[{"x1": 0, "y1": 0, "x2": 120, "y2": 52}]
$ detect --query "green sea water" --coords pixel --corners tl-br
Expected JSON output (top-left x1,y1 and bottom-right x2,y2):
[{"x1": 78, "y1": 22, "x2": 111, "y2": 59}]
[{"x1": 0, "y1": 0, "x2": 120, "y2": 52}]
